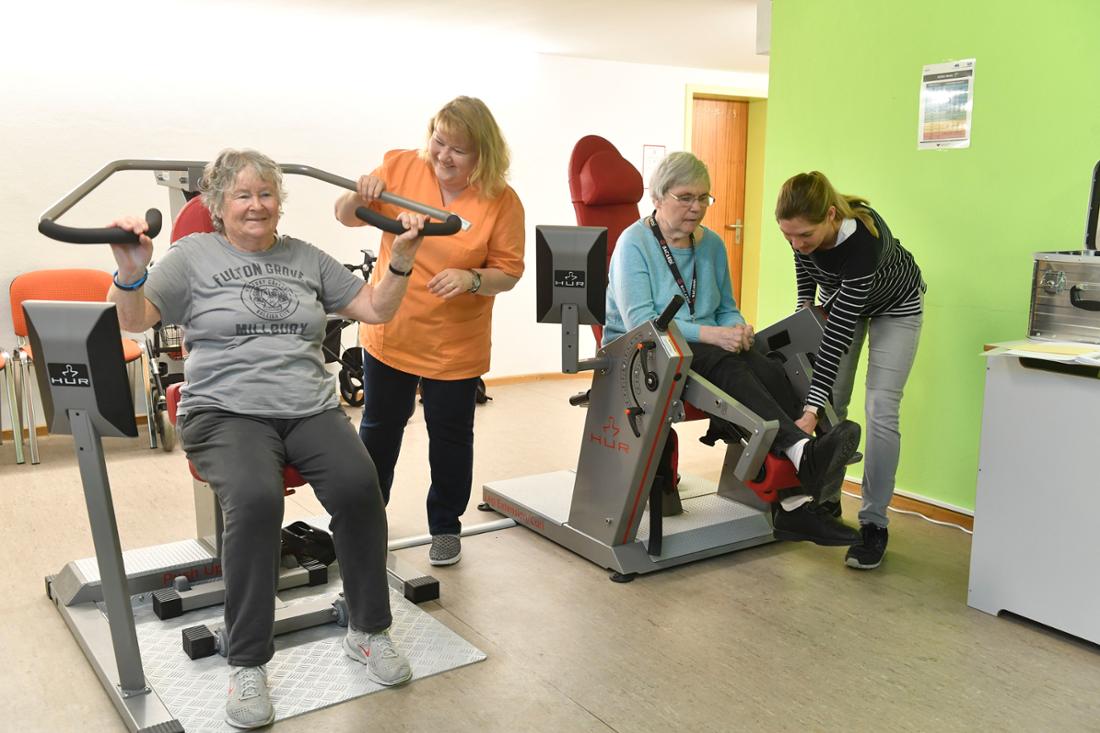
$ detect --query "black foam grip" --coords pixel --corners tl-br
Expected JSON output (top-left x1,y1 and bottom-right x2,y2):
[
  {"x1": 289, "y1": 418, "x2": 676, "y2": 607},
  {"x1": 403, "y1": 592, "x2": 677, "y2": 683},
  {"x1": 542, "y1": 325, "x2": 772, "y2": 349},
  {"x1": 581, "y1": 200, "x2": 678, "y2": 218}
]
[
  {"x1": 38, "y1": 208, "x2": 163, "y2": 245},
  {"x1": 655, "y1": 295, "x2": 685, "y2": 331},
  {"x1": 355, "y1": 206, "x2": 461, "y2": 236}
]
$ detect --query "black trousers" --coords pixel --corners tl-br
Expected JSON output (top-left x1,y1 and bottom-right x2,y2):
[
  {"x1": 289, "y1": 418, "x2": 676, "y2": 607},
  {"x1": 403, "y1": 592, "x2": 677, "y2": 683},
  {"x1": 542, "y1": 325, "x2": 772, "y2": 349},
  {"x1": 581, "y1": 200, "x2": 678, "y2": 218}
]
[
  {"x1": 358, "y1": 350, "x2": 479, "y2": 536},
  {"x1": 180, "y1": 408, "x2": 392, "y2": 667},
  {"x1": 688, "y1": 342, "x2": 810, "y2": 450}
]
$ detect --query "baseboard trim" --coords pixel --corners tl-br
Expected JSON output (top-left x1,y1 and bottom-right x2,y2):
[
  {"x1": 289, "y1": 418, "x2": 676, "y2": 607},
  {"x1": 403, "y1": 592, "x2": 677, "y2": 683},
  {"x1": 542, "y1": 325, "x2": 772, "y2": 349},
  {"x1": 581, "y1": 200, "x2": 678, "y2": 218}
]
[
  {"x1": 842, "y1": 479, "x2": 974, "y2": 531},
  {"x1": 2, "y1": 414, "x2": 150, "y2": 441},
  {"x1": 483, "y1": 372, "x2": 589, "y2": 387}
]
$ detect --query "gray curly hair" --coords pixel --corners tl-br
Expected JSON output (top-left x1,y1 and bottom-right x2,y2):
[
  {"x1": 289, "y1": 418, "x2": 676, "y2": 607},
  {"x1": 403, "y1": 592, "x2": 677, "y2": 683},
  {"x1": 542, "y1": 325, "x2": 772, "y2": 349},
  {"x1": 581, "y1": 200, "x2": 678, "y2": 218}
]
[
  {"x1": 199, "y1": 149, "x2": 286, "y2": 233},
  {"x1": 649, "y1": 151, "x2": 711, "y2": 203}
]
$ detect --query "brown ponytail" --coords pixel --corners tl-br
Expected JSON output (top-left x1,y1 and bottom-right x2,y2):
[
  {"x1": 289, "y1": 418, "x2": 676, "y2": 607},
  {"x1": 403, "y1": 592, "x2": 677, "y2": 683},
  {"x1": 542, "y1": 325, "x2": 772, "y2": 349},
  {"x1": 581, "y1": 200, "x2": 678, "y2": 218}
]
[{"x1": 776, "y1": 171, "x2": 877, "y2": 238}]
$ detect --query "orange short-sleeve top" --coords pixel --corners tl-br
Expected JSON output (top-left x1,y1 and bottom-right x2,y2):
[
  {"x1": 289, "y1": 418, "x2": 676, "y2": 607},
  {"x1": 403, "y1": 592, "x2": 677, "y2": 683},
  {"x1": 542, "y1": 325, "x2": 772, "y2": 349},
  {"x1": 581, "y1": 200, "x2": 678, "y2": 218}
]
[{"x1": 360, "y1": 149, "x2": 525, "y2": 379}]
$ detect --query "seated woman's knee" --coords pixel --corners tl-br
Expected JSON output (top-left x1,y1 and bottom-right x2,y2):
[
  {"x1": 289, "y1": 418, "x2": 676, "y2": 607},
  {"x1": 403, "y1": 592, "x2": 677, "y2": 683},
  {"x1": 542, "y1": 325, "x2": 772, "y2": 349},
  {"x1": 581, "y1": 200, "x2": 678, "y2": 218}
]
[
  {"x1": 318, "y1": 458, "x2": 383, "y2": 512},
  {"x1": 221, "y1": 480, "x2": 286, "y2": 530}
]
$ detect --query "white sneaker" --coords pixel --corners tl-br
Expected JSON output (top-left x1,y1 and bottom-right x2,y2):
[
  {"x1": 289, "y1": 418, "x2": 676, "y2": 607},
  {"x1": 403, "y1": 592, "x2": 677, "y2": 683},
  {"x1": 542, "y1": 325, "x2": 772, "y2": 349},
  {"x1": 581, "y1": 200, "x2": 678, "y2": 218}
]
[
  {"x1": 343, "y1": 628, "x2": 412, "y2": 686},
  {"x1": 226, "y1": 665, "x2": 274, "y2": 729}
]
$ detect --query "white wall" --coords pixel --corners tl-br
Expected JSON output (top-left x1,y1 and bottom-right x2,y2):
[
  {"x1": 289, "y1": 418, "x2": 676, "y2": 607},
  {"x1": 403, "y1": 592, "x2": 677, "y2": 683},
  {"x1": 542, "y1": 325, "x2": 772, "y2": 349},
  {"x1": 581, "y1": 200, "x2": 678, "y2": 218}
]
[{"x1": 0, "y1": 0, "x2": 767, "y2": 429}]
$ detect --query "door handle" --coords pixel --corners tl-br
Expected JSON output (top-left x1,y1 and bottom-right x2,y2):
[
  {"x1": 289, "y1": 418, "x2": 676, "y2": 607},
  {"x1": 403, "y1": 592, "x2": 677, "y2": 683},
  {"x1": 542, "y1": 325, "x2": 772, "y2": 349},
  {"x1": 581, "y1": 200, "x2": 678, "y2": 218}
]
[{"x1": 725, "y1": 219, "x2": 743, "y2": 245}]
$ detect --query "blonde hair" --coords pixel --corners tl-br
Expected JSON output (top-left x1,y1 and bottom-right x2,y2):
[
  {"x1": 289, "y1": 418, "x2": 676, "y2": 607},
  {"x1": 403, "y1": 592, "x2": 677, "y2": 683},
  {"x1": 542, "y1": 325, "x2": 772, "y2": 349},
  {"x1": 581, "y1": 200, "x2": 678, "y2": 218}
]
[
  {"x1": 200, "y1": 148, "x2": 285, "y2": 234},
  {"x1": 775, "y1": 171, "x2": 877, "y2": 238},
  {"x1": 422, "y1": 96, "x2": 511, "y2": 199}
]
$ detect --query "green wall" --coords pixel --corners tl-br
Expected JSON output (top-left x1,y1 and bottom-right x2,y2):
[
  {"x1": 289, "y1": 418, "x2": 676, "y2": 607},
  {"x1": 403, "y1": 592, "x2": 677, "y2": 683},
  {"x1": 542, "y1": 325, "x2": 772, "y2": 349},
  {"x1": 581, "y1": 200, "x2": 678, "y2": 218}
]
[{"x1": 759, "y1": 0, "x2": 1100, "y2": 510}]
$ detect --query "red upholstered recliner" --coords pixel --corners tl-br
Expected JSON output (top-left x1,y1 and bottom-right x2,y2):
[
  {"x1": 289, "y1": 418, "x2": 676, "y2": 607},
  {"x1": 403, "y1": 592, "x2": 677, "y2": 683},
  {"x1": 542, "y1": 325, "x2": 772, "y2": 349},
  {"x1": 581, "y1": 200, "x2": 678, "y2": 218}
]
[
  {"x1": 166, "y1": 196, "x2": 304, "y2": 496},
  {"x1": 567, "y1": 135, "x2": 799, "y2": 502}
]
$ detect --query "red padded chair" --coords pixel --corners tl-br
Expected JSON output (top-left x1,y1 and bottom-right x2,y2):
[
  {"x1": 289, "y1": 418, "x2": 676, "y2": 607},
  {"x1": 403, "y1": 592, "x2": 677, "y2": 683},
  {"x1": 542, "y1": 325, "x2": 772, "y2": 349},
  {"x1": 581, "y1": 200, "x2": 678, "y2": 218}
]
[
  {"x1": 171, "y1": 195, "x2": 214, "y2": 243},
  {"x1": 567, "y1": 135, "x2": 800, "y2": 502}
]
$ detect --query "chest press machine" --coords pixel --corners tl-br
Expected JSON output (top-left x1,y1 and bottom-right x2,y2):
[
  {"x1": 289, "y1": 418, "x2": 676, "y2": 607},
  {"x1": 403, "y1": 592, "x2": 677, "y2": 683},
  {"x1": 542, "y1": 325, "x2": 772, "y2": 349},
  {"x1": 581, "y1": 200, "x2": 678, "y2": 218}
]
[
  {"x1": 482, "y1": 225, "x2": 830, "y2": 581},
  {"x1": 34, "y1": 159, "x2": 468, "y2": 731}
]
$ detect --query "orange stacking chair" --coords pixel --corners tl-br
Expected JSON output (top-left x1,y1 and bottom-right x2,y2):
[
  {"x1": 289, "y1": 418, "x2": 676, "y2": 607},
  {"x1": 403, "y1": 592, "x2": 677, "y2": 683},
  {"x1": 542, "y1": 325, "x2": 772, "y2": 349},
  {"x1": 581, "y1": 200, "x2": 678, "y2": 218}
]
[
  {"x1": 9, "y1": 269, "x2": 155, "y2": 464},
  {"x1": 0, "y1": 348, "x2": 25, "y2": 463}
]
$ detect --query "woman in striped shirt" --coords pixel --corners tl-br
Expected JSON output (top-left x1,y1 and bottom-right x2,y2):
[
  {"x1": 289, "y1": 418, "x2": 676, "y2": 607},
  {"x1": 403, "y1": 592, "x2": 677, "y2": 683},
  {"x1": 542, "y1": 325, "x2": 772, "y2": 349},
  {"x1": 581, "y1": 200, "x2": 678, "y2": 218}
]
[{"x1": 776, "y1": 171, "x2": 926, "y2": 570}]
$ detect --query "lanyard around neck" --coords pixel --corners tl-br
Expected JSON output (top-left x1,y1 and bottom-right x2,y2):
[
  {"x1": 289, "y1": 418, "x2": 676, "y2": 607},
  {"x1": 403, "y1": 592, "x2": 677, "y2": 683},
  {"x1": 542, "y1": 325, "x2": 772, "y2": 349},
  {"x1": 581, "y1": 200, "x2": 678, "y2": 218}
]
[{"x1": 648, "y1": 212, "x2": 695, "y2": 316}]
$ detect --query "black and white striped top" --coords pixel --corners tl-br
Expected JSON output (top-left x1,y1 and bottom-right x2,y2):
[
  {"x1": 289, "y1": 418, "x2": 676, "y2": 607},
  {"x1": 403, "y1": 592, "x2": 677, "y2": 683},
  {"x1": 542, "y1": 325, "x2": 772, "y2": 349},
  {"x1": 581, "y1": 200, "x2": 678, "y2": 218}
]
[{"x1": 794, "y1": 206, "x2": 925, "y2": 410}]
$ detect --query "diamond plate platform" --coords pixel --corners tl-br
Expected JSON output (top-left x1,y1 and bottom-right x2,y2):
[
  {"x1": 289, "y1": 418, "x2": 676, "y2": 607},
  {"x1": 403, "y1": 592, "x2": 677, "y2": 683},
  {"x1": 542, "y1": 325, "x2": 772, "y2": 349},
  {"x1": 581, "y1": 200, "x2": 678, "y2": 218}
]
[{"x1": 126, "y1": 581, "x2": 484, "y2": 732}]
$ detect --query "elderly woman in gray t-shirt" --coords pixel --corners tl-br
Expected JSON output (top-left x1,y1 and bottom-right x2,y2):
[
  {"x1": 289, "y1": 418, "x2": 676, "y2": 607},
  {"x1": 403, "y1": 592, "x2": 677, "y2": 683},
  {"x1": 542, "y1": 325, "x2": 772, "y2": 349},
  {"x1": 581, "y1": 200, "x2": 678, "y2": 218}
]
[{"x1": 108, "y1": 148, "x2": 423, "y2": 730}]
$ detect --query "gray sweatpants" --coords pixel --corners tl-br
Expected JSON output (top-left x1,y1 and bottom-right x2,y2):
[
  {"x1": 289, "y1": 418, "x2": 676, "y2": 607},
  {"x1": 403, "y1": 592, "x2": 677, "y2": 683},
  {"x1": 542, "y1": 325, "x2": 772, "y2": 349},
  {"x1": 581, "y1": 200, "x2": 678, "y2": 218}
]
[
  {"x1": 179, "y1": 408, "x2": 391, "y2": 667},
  {"x1": 821, "y1": 311, "x2": 923, "y2": 528}
]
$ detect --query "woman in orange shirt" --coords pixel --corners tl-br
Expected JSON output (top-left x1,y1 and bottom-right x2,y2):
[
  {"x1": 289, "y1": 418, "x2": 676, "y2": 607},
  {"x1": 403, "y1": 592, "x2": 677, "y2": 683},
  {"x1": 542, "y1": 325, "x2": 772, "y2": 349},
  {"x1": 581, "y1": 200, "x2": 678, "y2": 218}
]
[{"x1": 335, "y1": 96, "x2": 525, "y2": 566}]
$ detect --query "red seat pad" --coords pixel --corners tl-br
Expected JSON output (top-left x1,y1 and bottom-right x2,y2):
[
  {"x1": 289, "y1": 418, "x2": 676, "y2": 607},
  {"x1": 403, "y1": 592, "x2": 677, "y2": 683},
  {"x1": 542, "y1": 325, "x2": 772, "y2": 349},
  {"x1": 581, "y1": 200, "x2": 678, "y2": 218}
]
[{"x1": 168, "y1": 383, "x2": 301, "y2": 491}]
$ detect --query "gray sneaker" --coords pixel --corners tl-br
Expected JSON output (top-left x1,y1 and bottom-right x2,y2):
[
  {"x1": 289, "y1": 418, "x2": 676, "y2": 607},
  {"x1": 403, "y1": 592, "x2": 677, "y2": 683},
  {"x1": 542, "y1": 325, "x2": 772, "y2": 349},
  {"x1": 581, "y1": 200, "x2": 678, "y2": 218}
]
[
  {"x1": 343, "y1": 629, "x2": 413, "y2": 685},
  {"x1": 429, "y1": 534, "x2": 461, "y2": 566},
  {"x1": 226, "y1": 665, "x2": 274, "y2": 729}
]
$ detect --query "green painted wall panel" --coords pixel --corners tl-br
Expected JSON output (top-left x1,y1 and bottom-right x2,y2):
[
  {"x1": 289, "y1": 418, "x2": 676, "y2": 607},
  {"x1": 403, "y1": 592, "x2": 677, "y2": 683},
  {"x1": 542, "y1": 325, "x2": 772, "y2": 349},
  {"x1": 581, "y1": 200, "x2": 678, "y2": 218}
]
[{"x1": 759, "y1": 0, "x2": 1100, "y2": 510}]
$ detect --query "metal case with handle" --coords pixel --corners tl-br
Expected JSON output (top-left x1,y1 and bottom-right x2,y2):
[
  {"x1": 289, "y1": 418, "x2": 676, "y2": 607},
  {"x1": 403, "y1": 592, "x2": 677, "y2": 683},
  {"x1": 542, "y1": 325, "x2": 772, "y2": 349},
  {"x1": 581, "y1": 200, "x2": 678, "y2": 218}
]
[{"x1": 1028, "y1": 161, "x2": 1100, "y2": 344}]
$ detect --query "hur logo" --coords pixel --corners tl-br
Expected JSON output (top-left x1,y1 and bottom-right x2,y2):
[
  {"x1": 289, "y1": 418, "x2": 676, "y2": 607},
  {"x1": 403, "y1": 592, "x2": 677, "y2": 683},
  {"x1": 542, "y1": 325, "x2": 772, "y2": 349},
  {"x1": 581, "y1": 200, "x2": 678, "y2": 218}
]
[
  {"x1": 47, "y1": 362, "x2": 91, "y2": 388},
  {"x1": 591, "y1": 416, "x2": 630, "y2": 454}
]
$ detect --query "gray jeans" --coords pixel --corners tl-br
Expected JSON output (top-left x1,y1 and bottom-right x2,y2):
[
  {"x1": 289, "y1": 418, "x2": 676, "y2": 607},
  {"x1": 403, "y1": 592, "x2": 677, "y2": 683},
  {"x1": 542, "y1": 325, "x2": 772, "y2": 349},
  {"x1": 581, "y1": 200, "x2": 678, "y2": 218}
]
[
  {"x1": 822, "y1": 311, "x2": 923, "y2": 528},
  {"x1": 180, "y1": 408, "x2": 391, "y2": 667}
]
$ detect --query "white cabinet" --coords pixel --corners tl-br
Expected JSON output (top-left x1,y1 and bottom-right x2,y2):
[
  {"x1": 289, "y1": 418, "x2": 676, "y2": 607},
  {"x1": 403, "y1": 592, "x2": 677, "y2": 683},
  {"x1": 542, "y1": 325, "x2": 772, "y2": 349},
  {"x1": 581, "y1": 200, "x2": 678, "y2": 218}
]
[{"x1": 968, "y1": 354, "x2": 1100, "y2": 644}]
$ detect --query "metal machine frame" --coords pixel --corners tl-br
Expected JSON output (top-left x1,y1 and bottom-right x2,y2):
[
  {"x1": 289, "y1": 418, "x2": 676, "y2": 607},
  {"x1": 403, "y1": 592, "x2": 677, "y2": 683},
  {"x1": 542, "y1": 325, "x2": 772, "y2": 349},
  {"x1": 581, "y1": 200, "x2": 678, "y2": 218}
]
[
  {"x1": 32, "y1": 160, "x2": 477, "y2": 730},
  {"x1": 30, "y1": 301, "x2": 183, "y2": 732},
  {"x1": 34, "y1": 301, "x2": 445, "y2": 730},
  {"x1": 483, "y1": 225, "x2": 827, "y2": 580}
]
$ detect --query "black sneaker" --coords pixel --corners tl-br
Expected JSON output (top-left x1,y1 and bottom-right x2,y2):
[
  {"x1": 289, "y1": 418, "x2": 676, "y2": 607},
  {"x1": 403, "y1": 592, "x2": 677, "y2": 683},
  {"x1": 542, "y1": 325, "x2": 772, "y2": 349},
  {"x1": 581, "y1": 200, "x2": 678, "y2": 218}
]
[
  {"x1": 797, "y1": 420, "x2": 861, "y2": 499},
  {"x1": 845, "y1": 524, "x2": 888, "y2": 569},
  {"x1": 772, "y1": 502, "x2": 861, "y2": 546}
]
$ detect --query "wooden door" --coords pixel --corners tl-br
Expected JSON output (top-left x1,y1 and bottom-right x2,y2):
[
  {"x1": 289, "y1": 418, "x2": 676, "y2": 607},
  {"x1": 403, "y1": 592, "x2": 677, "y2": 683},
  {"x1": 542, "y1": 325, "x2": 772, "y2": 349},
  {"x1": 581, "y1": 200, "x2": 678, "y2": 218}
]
[{"x1": 691, "y1": 97, "x2": 748, "y2": 303}]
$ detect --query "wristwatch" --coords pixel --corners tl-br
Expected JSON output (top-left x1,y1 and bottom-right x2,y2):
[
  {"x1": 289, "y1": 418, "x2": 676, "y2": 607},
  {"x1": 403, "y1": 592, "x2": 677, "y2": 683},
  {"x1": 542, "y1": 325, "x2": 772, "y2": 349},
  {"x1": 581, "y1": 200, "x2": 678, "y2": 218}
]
[{"x1": 468, "y1": 269, "x2": 482, "y2": 293}]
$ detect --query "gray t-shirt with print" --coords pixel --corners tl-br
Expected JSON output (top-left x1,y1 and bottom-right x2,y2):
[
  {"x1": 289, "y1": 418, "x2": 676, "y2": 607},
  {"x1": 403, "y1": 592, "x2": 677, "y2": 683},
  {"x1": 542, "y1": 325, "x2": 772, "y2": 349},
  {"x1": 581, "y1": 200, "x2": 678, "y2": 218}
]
[{"x1": 144, "y1": 232, "x2": 363, "y2": 418}]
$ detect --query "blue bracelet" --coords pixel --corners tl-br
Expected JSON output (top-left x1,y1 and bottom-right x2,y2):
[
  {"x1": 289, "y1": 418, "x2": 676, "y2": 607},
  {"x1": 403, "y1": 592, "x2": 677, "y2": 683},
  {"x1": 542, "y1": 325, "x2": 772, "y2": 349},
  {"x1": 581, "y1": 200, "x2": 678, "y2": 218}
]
[{"x1": 113, "y1": 269, "x2": 148, "y2": 291}]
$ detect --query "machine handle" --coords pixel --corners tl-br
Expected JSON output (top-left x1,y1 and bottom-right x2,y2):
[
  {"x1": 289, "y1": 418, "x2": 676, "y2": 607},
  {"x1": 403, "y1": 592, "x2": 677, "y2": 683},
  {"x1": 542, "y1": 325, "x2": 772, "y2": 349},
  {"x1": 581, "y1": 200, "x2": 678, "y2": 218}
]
[
  {"x1": 280, "y1": 163, "x2": 470, "y2": 231},
  {"x1": 355, "y1": 206, "x2": 463, "y2": 237},
  {"x1": 1069, "y1": 285, "x2": 1100, "y2": 311},
  {"x1": 568, "y1": 390, "x2": 591, "y2": 407},
  {"x1": 625, "y1": 406, "x2": 644, "y2": 438},
  {"x1": 654, "y1": 295, "x2": 685, "y2": 332},
  {"x1": 36, "y1": 158, "x2": 467, "y2": 245},
  {"x1": 38, "y1": 208, "x2": 163, "y2": 245}
]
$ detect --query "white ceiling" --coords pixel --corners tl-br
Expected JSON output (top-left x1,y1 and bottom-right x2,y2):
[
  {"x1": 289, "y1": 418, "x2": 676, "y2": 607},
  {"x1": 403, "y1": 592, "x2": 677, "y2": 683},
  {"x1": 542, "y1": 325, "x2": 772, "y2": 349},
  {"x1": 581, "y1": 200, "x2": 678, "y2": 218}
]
[{"x1": 278, "y1": 0, "x2": 769, "y2": 73}]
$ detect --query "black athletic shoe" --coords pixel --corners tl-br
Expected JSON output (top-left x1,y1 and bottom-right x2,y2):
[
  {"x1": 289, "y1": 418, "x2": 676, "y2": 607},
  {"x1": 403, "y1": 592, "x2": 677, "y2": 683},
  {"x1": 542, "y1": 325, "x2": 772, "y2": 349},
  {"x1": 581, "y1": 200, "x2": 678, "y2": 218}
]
[
  {"x1": 772, "y1": 502, "x2": 861, "y2": 546},
  {"x1": 845, "y1": 524, "x2": 888, "y2": 569},
  {"x1": 819, "y1": 499, "x2": 842, "y2": 518},
  {"x1": 797, "y1": 420, "x2": 861, "y2": 499}
]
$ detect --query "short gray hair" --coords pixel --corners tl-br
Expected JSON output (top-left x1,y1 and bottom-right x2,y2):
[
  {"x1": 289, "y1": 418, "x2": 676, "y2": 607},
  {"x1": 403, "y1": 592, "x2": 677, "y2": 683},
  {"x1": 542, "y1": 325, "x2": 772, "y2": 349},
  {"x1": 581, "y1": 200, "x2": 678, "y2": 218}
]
[
  {"x1": 649, "y1": 151, "x2": 711, "y2": 203},
  {"x1": 200, "y1": 149, "x2": 286, "y2": 233}
]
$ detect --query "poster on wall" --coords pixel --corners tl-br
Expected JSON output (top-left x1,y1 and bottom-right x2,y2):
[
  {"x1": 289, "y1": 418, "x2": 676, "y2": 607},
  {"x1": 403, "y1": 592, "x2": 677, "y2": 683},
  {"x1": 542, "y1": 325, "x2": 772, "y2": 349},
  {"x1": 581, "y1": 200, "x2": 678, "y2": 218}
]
[
  {"x1": 642, "y1": 145, "x2": 666, "y2": 188},
  {"x1": 917, "y1": 58, "x2": 975, "y2": 150}
]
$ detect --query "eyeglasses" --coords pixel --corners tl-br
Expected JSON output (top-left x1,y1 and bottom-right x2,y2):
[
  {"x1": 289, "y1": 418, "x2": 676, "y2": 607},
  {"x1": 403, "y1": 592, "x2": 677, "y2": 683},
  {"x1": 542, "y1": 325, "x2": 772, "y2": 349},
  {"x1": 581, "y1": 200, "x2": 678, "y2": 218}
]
[{"x1": 667, "y1": 193, "x2": 715, "y2": 207}]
